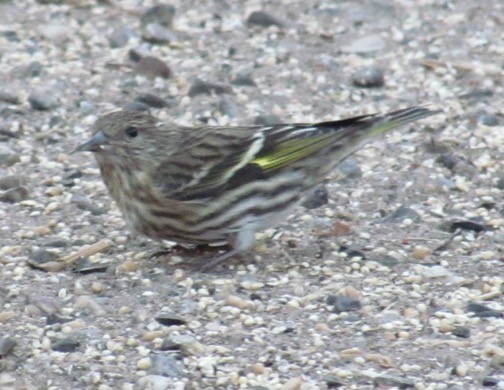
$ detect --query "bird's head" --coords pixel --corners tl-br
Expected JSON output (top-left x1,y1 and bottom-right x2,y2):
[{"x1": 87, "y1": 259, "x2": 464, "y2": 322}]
[{"x1": 73, "y1": 111, "x2": 166, "y2": 158}]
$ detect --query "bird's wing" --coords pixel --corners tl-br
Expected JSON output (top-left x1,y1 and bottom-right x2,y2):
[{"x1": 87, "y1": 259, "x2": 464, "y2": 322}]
[{"x1": 154, "y1": 107, "x2": 437, "y2": 201}]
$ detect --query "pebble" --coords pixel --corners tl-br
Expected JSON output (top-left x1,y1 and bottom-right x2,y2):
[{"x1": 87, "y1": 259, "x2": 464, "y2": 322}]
[
  {"x1": 28, "y1": 90, "x2": 59, "y2": 111},
  {"x1": 142, "y1": 23, "x2": 177, "y2": 44},
  {"x1": 254, "y1": 113, "x2": 282, "y2": 125},
  {"x1": 188, "y1": 79, "x2": 232, "y2": 97},
  {"x1": 137, "y1": 357, "x2": 152, "y2": 370},
  {"x1": 108, "y1": 25, "x2": 134, "y2": 48},
  {"x1": 466, "y1": 302, "x2": 502, "y2": 318},
  {"x1": 0, "y1": 337, "x2": 16, "y2": 357},
  {"x1": 477, "y1": 113, "x2": 500, "y2": 127},
  {"x1": 326, "y1": 295, "x2": 362, "y2": 313},
  {"x1": 51, "y1": 338, "x2": 80, "y2": 352},
  {"x1": 218, "y1": 95, "x2": 241, "y2": 118},
  {"x1": 301, "y1": 185, "x2": 328, "y2": 209},
  {"x1": 140, "y1": 4, "x2": 175, "y2": 27},
  {"x1": 341, "y1": 35, "x2": 386, "y2": 53},
  {"x1": 0, "y1": 145, "x2": 20, "y2": 167},
  {"x1": 231, "y1": 72, "x2": 256, "y2": 86},
  {"x1": 381, "y1": 205, "x2": 420, "y2": 223},
  {"x1": 137, "y1": 375, "x2": 172, "y2": 390},
  {"x1": 352, "y1": 66, "x2": 385, "y2": 88},
  {"x1": 410, "y1": 246, "x2": 431, "y2": 260},
  {"x1": 337, "y1": 158, "x2": 362, "y2": 179},
  {"x1": 134, "y1": 93, "x2": 170, "y2": 108},
  {"x1": 148, "y1": 353, "x2": 181, "y2": 377},
  {"x1": 0, "y1": 91, "x2": 20, "y2": 105},
  {"x1": 134, "y1": 56, "x2": 172, "y2": 79},
  {"x1": 247, "y1": 11, "x2": 287, "y2": 28},
  {"x1": 0, "y1": 186, "x2": 29, "y2": 203}
]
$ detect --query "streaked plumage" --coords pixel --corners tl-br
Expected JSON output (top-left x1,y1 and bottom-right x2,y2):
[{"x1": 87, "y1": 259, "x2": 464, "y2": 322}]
[{"x1": 74, "y1": 107, "x2": 439, "y2": 268}]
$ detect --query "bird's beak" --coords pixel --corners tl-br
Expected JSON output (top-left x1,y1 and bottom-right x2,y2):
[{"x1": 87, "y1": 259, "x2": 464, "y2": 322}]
[{"x1": 72, "y1": 130, "x2": 107, "y2": 154}]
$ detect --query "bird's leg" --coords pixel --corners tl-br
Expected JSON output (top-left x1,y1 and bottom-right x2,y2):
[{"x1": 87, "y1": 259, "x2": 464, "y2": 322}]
[
  {"x1": 150, "y1": 242, "x2": 230, "y2": 259},
  {"x1": 197, "y1": 228, "x2": 256, "y2": 271}
]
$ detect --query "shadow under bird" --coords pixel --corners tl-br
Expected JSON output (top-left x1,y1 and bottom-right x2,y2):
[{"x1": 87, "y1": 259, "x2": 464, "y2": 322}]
[{"x1": 73, "y1": 107, "x2": 439, "y2": 269}]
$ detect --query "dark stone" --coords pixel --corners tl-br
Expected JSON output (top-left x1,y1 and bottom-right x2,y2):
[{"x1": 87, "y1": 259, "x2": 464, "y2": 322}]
[
  {"x1": 134, "y1": 56, "x2": 171, "y2": 79},
  {"x1": 247, "y1": 11, "x2": 286, "y2": 27},
  {"x1": 155, "y1": 316, "x2": 187, "y2": 327},
  {"x1": 0, "y1": 175, "x2": 27, "y2": 190},
  {"x1": 477, "y1": 113, "x2": 500, "y2": 127},
  {"x1": 51, "y1": 338, "x2": 80, "y2": 353},
  {"x1": 0, "y1": 186, "x2": 29, "y2": 203},
  {"x1": 466, "y1": 302, "x2": 502, "y2": 318},
  {"x1": 28, "y1": 91, "x2": 58, "y2": 111},
  {"x1": 188, "y1": 79, "x2": 232, "y2": 97},
  {"x1": 0, "y1": 337, "x2": 16, "y2": 358},
  {"x1": 352, "y1": 66, "x2": 385, "y2": 88},
  {"x1": 148, "y1": 353, "x2": 182, "y2": 377},
  {"x1": 135, "y1": 93, "x2": 170, "y2": 108},
  {"x1": 327, "y1": 295, "x2": 362, "y2": 313},
  {"x1": 254, "y1": 114, "x2": 282, "y2": 125},
  {"x1": 381, "y1": 205, "x2": 420, "y2": 223},
  {"x1": 451, "y1": 326, "x2": 471, "y2": 338},
  {"x1": 301, "y1": 186, "x2": 329, "y2": 209},
  {"x1": 141, "y1": 4, "x2": 175, "y2": 27},
  {"x1": 450, "y1": 220, "x2": 487, "y2": 233},
  {"x1": 436, "y1": 153, "x2": 458, "y2": 170}
]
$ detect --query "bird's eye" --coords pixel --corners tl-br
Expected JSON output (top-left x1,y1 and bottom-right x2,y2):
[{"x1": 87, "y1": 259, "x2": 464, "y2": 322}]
[{"x1": 124, "y1": 126, "x2": 139, "y2": 138}]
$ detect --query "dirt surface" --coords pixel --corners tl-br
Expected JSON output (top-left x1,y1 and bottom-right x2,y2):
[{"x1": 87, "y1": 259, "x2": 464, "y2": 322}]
[{"x1": 1, "y1": 1, "x2": 503, "y2": 389}]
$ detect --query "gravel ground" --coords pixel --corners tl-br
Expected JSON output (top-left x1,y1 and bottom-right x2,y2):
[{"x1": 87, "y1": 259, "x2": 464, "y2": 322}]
[{"x1": 1, "y1": 1, "x2": 503, "y2": 389}]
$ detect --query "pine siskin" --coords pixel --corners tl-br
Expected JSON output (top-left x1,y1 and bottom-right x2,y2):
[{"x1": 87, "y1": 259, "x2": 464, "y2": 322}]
[{"x1": 74, "y1": 107, "x2": 439, "y2": 268}]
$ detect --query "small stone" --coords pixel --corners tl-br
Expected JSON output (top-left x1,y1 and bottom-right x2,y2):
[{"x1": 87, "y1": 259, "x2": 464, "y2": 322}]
[
  {"x1": 137, "y1": 375, "x2": 172, "y2": 390},
  {"x1": 73, "y1": 258, "x2": 109, "y2": 274},
  {"x1": 135, "y1": 93, "x2": 170, "y2": 108},
  {"x1": 123, "y1": 101, "x2": 151, "y2": 112},
  {"x1": 373, "y1": 374, "x2": 414, "y2": 388},
  {"x1": 352, "y1": 66, "x2": 384, "y2": 88},
  {"x1": 0, "y1": 145, "x2": 20, "y2": 167},
  {"x1": 327, "y1": 295, "x2": 362, "y2": 313},
  {"x1": 341, "y1": 35, "x2": 386, "y2": 53},
  {"x1": 282, "y1": 377, "x2": 303, "y2": 390},
  {"x1": 134, "y1": 56, "x2": 171, "y2": 79},
  {"x1": 148, "y1": 353, "x2": 181, "y2": 377},
  {"x1": 51, "y1": 338, "x2": 80, "y2": 352},
  {"x1": 28, "y1": 90, "x2": 59, "y2": 111},
  {"x1": 71, "y1": 194, "x2": 107, "y2": 215},
  {"x1": 496, "y1": 175, "x2": 504, "y2": 190},
  {"x1": 137, "y1": 357, "x2": 152, "y2": 370},
  {"x1": 218, "y1": 95, "x2": 241, "y2": 118},
  {"x1": 0, "y1": 186, "x2": 28, "y2": 203},
  {"x1": 141, "y1": 4, "x2": 175, "y2": 27},
  {"x1": 232, "y1": 72, "x2": 256, "y2": 86},
  {"x1": 381, "y1": 205, "x2": 420, "y2": 223},
  {"x1": 466, "y1": 302, "x2": 502, "y2": 318},
  {"x1": 477, "y1": 113, "x2": 500, "y2": 127},
  {"x1": 155, "y1": 315, "x2": 187, "y2": 327},
  {"x1": 142, "y1": 23, "x2": 177, "y2": 44},
  {"x1": 11, "y1": 61, "x2": 43, "y2": 78},
  {"x1": 188, "y1": 79, "x2": 232, "y2": 97},
  {"x1": 410, "y1": 246, "x2": 431, "y2": 260},
  {"x1": 226, "y1": 295, "x2": 252, "y2": 310},
  {"x1": 247, "y1": 11, "x2": 286, "y2": 28},
  {"x1": 0, "y1": 91, "x2": 20, "y2": 104},
  {"x1": 450, "y1": 219, "x2": 486, "y2": 233},
  {"x1": 337, "y1": 158, "x2": 361, "y2": 179},
  {"x1": 254, "y1": 114, "x2": 282, "y2": 125},
  {"x1": 375, "y1": 254, "x2": 399, "y2": 267},
  {"x1": 108, "y1": 25, "x2": 134, "y2": 48},
  {"x1": 0, "y1": 175, "x2": 27, "y2": 190},
  {"x1": 301, "y1": 186, "x2": 329, "y2": 209},
  {"x1": 0, "y1": 337, "x2": 16, "y2": 357},
  {"x1": 452, "y1": 326, "x2": 471, "y2": 338},
  {"x1": 436, "y1": 153, "x2": 458, "y2": 170}
]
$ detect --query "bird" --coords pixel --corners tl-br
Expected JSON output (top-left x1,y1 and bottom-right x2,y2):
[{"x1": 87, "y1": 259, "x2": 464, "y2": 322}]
[{"x1": 73, "y1": 107, "x2": 439, "y2": 269}]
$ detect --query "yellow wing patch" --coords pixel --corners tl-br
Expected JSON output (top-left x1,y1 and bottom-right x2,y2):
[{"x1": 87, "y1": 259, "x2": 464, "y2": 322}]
[{"x1": 252, "y1": 133, "x2": 337, "y2": 172}]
